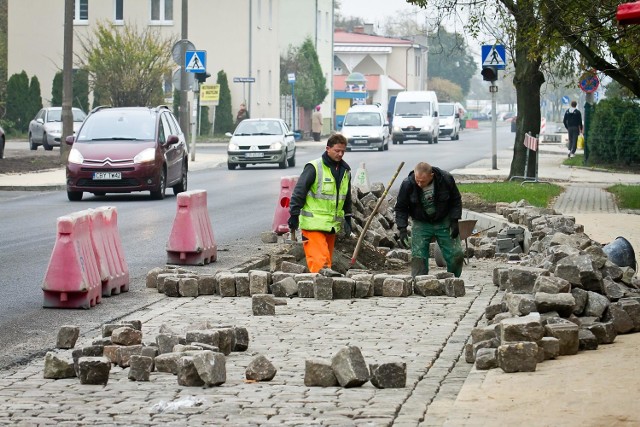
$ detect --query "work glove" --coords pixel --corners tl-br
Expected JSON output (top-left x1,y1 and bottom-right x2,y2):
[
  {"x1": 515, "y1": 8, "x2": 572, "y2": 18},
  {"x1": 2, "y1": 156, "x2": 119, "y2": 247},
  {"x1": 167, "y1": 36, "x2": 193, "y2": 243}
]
[
  {"x1": 344, "y1": 215, "x2": 353, "y2": 236},
  {"x1": 288, "y1": 215, "x2": 299, "y2": 231},
  {"x1": 398, "y1": 228, "x2": 410, "y2": 249},
  {"x1": 450, "y1": 220, "x2": 460, "y2": 239}
]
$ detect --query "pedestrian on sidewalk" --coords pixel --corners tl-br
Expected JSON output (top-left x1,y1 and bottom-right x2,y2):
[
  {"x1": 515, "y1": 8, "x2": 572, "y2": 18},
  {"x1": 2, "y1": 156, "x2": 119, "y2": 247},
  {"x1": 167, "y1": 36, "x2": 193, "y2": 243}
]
[
  {"x1": 395, "y1": 162, "x2": 464, "y2": 278},
  {"x1": 563, "y1": 100, "x2": 583, "y2": 158},
  {"x1": 288, "y1": 134, "x2": 353, "y2": 273},
  {"x1": 235, "y1": 103, "x2": 250, "y2": 128},
  {"x1": 312, "y1": 105, "x2": 323, "y2": 142}
]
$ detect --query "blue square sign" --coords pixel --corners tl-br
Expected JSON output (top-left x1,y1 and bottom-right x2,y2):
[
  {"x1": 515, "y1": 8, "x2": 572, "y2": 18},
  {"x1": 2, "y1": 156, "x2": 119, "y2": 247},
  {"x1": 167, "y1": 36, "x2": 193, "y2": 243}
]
[{"x1": 481, "y1": 45, "x2": 506, "y2": 70}]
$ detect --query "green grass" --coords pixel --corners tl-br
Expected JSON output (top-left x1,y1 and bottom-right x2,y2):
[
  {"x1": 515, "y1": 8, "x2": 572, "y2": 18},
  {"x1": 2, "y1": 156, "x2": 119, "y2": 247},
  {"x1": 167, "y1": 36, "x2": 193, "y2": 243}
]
[
  {"x1": 458, "y1": 181, "x2": 564, "y2": 208},
  {"x1": 607, "y1": 184, "x2": 640, "y2": 209},
  {"x1": 563, "y1": 154, "x2": 585, "y2": 167},
  {"x1": 562, "y1": 154, "x2": 640, "y2": 173}
]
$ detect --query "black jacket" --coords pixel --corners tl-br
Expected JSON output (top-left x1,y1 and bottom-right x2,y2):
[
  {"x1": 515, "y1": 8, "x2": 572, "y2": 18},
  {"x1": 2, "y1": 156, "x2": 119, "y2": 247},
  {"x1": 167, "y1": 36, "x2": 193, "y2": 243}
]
[
  {"x1": 289, "y1": 152, "x2": 352, "y2": 218},
  {"x1": 394, "y1": 167, "x2": 462, "y2": 229},
  {"x1": 563, "y1": 108, "x2": 583, "y2": 129}
]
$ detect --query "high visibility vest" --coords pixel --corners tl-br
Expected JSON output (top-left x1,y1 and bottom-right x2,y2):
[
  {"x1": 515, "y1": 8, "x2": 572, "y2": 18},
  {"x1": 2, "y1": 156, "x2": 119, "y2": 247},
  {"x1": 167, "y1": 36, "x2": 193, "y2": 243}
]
[{"x1": 300, "y1": 158, "x2": 350, "y2": 232}]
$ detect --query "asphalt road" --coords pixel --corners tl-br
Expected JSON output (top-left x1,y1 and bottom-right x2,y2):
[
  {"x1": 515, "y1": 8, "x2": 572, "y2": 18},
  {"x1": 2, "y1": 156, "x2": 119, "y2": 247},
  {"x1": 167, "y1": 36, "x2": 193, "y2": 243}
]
[{"x1": 0, "y1": 123, "x2": 514, "y2": 369}]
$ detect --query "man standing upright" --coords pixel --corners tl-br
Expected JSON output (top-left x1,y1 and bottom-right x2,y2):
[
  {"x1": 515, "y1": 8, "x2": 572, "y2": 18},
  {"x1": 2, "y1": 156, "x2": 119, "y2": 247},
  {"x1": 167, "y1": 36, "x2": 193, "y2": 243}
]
[
  {"x1": 563, "y1": 100, "x2": 583, "y2": 158},
  {"x1": 311, "y1": 106, "x2": 323, "y2": 142},
  {"x1": 288, "y1": 134, "x2": 353, "y2": 273},
  {"x1": 395, "y1": 162, "x2": 464, "y2": 278}
]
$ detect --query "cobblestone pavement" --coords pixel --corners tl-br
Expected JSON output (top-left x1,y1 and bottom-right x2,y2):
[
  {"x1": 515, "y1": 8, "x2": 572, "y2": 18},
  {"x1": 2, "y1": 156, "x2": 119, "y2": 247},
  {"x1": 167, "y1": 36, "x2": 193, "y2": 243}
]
[
  {"x1": 553, "y1": 184, "x2": 619, "y2": 214},
  {"x1": 0, "y1": 260, "x2": 501, "y2": 426}
]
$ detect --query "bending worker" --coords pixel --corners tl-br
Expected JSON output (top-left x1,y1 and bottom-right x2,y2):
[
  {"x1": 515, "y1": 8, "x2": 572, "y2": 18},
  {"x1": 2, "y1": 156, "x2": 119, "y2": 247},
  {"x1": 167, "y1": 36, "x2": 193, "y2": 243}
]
[
  {"x1": 395, "y1": 162, "x2": 464, "y2": 277},
  {"x1": 288, "y1": 134, "x2": 353, "y2": 273}
]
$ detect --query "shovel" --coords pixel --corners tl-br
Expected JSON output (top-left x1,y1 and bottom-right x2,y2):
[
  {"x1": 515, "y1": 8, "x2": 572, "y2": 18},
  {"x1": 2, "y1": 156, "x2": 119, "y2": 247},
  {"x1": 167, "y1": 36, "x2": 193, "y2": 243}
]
[{"x1": 348, "y1": 161, "x2": 405, "y2": 270}]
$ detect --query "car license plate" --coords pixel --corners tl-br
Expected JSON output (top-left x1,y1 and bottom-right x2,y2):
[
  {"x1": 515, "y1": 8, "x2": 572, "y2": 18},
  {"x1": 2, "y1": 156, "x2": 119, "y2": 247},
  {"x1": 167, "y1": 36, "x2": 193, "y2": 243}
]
[
  {"x1": 353, "y1": 139, "x2": 367, "y2": 144},
  {"x1": 245, "y1": 152, "x2": 264, "y2": 158},
  {"x1": 93, "y1": 172, "x2": 121, "y2": 180}
]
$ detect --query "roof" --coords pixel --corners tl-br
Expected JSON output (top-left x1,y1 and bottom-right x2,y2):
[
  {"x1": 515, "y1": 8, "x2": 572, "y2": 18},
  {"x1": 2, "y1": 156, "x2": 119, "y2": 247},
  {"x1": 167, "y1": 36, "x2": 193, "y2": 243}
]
[{"x1": 334, "y1": 30, "x2": 414, "y2": 47}]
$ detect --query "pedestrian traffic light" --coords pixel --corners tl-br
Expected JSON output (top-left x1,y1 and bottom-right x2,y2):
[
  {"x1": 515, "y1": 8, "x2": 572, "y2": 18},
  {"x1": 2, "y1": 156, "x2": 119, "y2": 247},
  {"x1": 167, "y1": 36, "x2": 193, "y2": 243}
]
[
  {"x1": 481, "y1": 66, "x2": 498, "y2": 82},
  {"x1": 195, "y1": 72, "x2": 211, "y2": 83},
  {"x1": 617, "y1": 1, "x2": 640, "y2": 25}
]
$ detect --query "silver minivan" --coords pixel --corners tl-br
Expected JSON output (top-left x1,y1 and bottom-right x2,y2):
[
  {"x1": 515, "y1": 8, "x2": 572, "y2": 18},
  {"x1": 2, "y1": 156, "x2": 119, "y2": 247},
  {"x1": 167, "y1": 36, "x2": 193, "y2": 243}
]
[{"x1": 340, "y1": 105, "x2": 389, "y2": 151}]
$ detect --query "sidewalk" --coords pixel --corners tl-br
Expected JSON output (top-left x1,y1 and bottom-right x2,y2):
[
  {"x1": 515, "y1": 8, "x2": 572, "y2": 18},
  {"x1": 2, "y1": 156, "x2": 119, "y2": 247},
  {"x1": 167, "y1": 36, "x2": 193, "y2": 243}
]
[{"x1": 0, "y1": 139, "x2": 639, "y2": 425}]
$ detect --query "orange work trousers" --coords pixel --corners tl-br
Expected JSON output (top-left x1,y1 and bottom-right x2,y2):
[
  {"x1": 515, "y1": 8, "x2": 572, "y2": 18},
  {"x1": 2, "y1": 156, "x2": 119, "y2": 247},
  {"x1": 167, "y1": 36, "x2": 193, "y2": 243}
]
[{"x1": 301, "y1": 230, "x2": 336, "y2": 273}]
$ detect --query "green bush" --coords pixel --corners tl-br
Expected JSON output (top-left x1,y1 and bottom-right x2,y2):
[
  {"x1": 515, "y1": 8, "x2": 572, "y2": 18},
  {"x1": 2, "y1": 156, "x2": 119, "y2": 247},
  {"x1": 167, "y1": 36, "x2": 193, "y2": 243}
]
[
  {"x1": 5, "y1": 71, "x2": 30, "y2": 133},
  {"x1": 214, "y1": 70, "x2": 233, "y2": 135},
  {"x1": 588, "y1": 98, "x2": 640, "y2": 165},
  {"x1": 199, "y1": 105, "x2": 212, "y2": 136}
]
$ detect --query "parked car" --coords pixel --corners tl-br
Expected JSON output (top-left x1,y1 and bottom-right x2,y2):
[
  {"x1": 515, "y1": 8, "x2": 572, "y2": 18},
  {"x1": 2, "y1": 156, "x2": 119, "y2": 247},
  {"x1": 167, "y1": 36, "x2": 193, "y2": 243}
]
[
  {"x1": 470, "y1": 112, "x2": 490, "y2": 121},
  {"x1": 0, "y1": 125, "x2": 5, "y2": 159},
  {"x1": 226, "y1": 118, "x2": 296, "y2": 170},
  {"x1": 29, "y1": 107, "x2": 87, "y2": 151},
  {"x1": 65, "y1": 105, "x2": 188, "y2": 201},
  {"x1": 502, "y1": 111, "x2": 516, "y2": 121},
  {"x1": 340, "y1": 104, "x2": 389, "y2": 151}
]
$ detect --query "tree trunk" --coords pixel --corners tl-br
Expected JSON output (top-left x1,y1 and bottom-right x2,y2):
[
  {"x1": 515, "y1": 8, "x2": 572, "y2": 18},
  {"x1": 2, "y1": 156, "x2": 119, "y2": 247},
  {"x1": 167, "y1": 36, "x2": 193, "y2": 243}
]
[{"x1": 509, "y1": 19, "x2": 545, "y2": 179}]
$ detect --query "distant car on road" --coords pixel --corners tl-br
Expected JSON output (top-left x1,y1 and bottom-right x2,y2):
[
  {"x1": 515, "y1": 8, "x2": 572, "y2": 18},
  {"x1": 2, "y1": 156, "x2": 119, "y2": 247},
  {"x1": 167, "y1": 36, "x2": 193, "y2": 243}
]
[
  {"x1": 28, "y1": 107, "x2": 87, "y2": 151},
  {"x1": 65, "y1": 105, "x2": 188, "y2": 201},
  {"x1": 340, "y1": 104, "x2": 389, "y2": 151},
  {"x1": 0, "y1": 125, "x2": 5, "y2": 159},
  {"x1": 226, "y1": 118, "x2": 296, "y2": 170},
  {"x1": 470, "y1": 112, "x2": 490, "y2": 121}
]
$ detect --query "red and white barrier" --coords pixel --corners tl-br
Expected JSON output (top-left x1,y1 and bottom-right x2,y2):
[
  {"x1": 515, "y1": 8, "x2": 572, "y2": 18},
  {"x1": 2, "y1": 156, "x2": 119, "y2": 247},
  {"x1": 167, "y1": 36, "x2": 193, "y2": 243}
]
[
  {"x1": 42, "y1": 210, "x2": 103, "y2": 309},
  {"x1": 89, "y1": 206, "x2": 130, "y2": 297},
  {"x1": 272, "y1": 176, "x2": 298, "y2": 235},
  {"x1": 540, "y1": 117, "x2": 547, "y2": 135},
  {"x1": 166, "y1": 189, "x2": 217, "y2": 265},
  {"x1": 524, "y1": 133, "x2": 539, "y2": 151}
]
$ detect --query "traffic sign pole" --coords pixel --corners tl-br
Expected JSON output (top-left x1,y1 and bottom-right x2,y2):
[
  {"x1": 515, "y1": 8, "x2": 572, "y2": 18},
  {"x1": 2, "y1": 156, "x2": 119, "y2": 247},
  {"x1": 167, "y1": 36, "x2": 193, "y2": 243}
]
[{"x1": 491, "y1": 85, "x2": 498, "y2": 170}]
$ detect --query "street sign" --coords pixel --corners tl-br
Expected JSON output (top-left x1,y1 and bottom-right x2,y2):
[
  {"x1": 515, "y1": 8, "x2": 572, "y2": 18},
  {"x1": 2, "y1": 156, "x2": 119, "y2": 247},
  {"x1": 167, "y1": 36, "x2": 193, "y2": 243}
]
[
  {"x1": 200, "y1": 84, "x2": 220, "y2": 103},
  {"x1": 185, "y1": 50, "x2": 206, "y2": 73},
  {"x1": 562, "y1": 95, "x2": 570, "y2": 104},
  {"x1": 233, "y1": 77, "x2": 256, "y2": 83},
  {"x1": 172, "y1": 39, "x2": 195, "y2": 64},
  {"x1": 481, "y1": 45, "x2": 506, "y2": 70},
  {"x1": 579, "y1": 72, "x2": 599, "y2": 93},
  {"x1": 288, "y1": 73, "x2": 296, "y2": 83}
]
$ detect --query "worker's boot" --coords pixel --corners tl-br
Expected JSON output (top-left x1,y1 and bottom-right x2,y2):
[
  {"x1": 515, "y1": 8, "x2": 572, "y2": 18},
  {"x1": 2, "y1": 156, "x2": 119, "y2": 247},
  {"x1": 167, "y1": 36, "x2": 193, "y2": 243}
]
[{"x1": 411, "y1": 257, "x2": 429, "y2": 278}]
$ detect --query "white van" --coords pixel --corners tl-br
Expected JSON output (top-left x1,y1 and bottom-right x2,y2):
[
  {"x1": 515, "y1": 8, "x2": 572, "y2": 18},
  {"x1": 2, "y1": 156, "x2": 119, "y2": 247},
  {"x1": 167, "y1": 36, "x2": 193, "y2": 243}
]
[
  {"x1": 438, "y1": 102, "x2": 462, "y2": 140},
  {"x1": 340, "y1": 104, "x2": 389, "y2": 151},
  {"x1": 392, "y1": 91, "x2": 439, "y2": 144}
]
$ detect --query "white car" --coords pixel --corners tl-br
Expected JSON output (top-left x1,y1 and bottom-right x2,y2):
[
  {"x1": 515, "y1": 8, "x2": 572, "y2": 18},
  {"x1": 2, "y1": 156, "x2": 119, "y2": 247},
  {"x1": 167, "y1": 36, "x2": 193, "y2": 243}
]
[
  {"x1": 438, "y1": 102, "x2": 462, "y2": 140},
  {"x1": 226, "y1": 118, "x2": 296, "y2": 170},
  {"x1": 28, "y1": 107, "x2": 87, "y2": 151},
  {"x1": 340, "y1": 104, "x2": 389, "y2": 151}
]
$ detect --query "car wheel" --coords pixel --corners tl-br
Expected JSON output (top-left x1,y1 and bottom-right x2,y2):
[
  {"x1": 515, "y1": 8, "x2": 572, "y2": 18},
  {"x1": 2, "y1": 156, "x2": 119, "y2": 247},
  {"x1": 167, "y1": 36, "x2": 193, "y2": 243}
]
[
  {"x1": 399, "y1": 140, "x2": 404, "y2": 145},
  {"x1": 227, "y1": 162, "x2": 237, "y2": 170},
  {"x1": 172, "y1": 161, "x2": 188, "y2": 195},
  {"x1": 287, "y1": 150, "x2": 296, "y2": 167},
  {"x1": 278, "y1": 152, "x2": 288, "y2": 169},
  {"x1": 378, "y1": 145, "x2": 383, "y2": 152},
  {"x1": 392, "y1": 139, "x2": 398, "y2": 145},
  {"x1": 434, "y1": 136, "x2": 438, "y2": 144},
  {"x1": 43, "y1": 134, "x2": 53, "y2": 151},
  {"x1": 29, "y1": 133, "x2": 38, "y2": 150},
  {"x1": 150, "y1": 168, "x2": 166, "y2": 200},
  {"x1": 67, "y1": 190, "x2": 83, "y2": 201}
]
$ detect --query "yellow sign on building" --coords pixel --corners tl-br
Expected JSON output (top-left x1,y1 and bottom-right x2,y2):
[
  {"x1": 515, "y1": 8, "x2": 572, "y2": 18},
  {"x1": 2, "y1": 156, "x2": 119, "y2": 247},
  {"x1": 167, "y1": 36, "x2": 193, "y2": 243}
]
[{"x1": 200, "y1": 84, "x2": 220, "y2": 103}]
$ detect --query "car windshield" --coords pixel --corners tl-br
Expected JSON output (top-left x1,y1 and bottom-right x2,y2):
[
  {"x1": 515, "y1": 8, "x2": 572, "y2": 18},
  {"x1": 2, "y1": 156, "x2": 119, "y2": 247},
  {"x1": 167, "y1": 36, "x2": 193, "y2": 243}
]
[
  {"x1": 440, "y1": 104, "x2": 455, "y2": 116},
  {"x1": 343, "y1": 112, "x2": 381, "y2": 126},
  {"x1": 235, "y1": 121, "x2": 282, "y2": 136},
  {"x1": 46, "y1": 109, "x2": 87, "y2": 123},
  {"x1": 395, "y1": 102, "x2": 431, "y2": 116},
  {"x1": 76, "y1": 110, "x2": 156, "y2": 142}
]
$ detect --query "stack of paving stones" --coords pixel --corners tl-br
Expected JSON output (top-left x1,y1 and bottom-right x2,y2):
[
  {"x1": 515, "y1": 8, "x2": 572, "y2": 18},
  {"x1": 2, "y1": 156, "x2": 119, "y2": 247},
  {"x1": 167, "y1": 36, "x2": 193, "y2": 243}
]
[
  {"x1": 305, "y1": 345, "x2": 407, "y2": 389},
  {"x1": 145, "y1": 260, "x2": 467, "y2": 305},
  {"x1": 464, "y1": 201, "x2": 640, "y2": 374},
  {"x1": 42, "y1": 319, "x2": 250, "y2": 387}
]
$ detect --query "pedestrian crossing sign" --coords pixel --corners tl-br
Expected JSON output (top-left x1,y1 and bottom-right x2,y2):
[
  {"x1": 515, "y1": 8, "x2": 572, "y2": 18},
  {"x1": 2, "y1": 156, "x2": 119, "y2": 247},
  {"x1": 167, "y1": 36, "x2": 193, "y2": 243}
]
[
  {"x1": 481, "y1": 45, "x2": 506, "y2": 70},
  {"x1": 185, "y1": 50, "x2": 206, "y2": 73}
]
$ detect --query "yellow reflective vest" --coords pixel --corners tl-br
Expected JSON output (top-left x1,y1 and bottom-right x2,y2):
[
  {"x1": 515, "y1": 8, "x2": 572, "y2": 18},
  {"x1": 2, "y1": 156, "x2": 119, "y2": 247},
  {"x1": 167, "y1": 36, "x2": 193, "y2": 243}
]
[{"x1": 300, "y1": 158, "x2": 350, "y2": 232}]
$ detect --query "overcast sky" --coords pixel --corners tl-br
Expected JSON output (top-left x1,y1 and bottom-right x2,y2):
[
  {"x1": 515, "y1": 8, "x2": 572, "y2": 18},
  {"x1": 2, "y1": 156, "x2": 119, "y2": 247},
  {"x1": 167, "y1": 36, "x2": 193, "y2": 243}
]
[{"x1": 338, "y1": 0, "x2": 422, "y2": 26}]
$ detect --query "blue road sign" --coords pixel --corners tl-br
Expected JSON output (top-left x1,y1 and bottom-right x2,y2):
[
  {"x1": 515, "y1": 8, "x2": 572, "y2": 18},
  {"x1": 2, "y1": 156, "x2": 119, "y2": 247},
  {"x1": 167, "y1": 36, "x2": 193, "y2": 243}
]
[
  {"x1": 562, "y1": 95, "x2": 570, "y2": 104},
  {"x1": 481, "y1": 45, "x2": 506, "y2": 70},
  {"x1": 185, "y1": 50, "x2": 206, "y2": 73}
]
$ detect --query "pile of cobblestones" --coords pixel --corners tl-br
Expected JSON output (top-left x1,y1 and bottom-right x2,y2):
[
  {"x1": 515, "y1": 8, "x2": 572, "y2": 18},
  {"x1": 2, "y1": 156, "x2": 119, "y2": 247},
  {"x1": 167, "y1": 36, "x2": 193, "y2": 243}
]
[{"x1": 465, "y1": 201, "x2": 640, "y2": 373}]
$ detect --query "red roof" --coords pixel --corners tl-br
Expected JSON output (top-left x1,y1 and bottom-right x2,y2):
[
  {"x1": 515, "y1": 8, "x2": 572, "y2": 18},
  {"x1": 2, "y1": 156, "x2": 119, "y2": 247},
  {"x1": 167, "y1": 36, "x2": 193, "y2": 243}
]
[{"x1": 334, "y1": 30, "x2": 413, "y2": 46}]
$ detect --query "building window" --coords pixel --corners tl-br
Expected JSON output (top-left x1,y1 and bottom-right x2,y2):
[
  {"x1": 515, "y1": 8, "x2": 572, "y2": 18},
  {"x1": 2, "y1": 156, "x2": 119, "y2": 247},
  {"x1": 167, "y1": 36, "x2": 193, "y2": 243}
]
[
  {"x1": 114, "y1": 0, "x2": 124, "y2": 24},
  {"x1": 415, "y1": 53, "x2": 421, "y2": 77},
  {"x1": 151, "y1": 0, "x2": 173, "y2": 23},
  {"x1": 74, "y1": 0, "x2": 88, "y2": 23}
]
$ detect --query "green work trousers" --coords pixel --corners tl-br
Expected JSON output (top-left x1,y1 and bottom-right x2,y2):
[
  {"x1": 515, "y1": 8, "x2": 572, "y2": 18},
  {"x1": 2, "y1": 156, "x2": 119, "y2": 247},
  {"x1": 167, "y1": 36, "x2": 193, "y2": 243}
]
[{"x1": 410, "y1": 218, "x2": 464, "y2": 278}]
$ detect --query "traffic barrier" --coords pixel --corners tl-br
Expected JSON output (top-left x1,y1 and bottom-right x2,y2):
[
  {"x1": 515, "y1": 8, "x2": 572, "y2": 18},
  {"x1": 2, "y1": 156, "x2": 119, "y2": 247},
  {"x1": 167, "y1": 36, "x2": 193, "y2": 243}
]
[
  {"x1": 272, "y1": 176, "x2": 298, "y2": 235},
  {"x1": 465, "y1": 119, "x2": 479, "y2": 129},
  {"x1": 353, "y1": 163, "x2": 371, "y2": 193},
  {"x1": 89, "y1": 207, "x2": 130, "y2": 297},
  {"x1": 540, "y1": 117, "x2": 547, "y2": 135},
  {"x1": 42, "y1": 210, "x2": 102, "y2": 309},
  {"x1": 166, "y1": 189, "x2": 218, "y2": 265}
]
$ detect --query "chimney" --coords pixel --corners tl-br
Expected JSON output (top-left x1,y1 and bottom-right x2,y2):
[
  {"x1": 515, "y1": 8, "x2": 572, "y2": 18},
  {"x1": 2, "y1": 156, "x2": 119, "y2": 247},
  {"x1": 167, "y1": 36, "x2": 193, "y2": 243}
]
[
  {"x1": 353, "y1": 25, "x2": 364, "y2": 34},
  {"x1": 364, "y1": 23, "x2": 374, "y2": 34}
]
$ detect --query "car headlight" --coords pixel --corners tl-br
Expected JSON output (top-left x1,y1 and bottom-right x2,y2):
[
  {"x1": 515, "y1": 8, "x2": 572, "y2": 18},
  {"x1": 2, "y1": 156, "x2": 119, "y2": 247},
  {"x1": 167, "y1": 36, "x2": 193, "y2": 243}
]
[
  {"x1": 370, "y1": 132, "x2": 380, "y2": 139},
  {"x1": 228, "y1": 142, "x2": 239, "y2": 151},
  {"x1": 68, "y1": 148, "x2": 84, "y2": 165},
  {"x1": 393, "y1": 126, "x2": 401, "y2": 133},
  {"x1": 270, "y1": 141, "x2": 283, "y2": 150},
  {"x1": 133, "y1": 148, "x2": 156, "y2": 164}
]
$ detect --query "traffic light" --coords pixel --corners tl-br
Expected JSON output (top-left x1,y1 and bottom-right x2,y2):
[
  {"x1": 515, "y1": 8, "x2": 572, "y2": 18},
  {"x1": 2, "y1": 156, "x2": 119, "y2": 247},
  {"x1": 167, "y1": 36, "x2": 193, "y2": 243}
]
[
  {"x1": 481, "y1": 66, "x2": 498, "y2": 82},
  {"x1": 617, "y1": 1, "x2": 640, "y2": 25},
  {"x1": 195, "y1": 72, "x2": 211, "y2": 83}
]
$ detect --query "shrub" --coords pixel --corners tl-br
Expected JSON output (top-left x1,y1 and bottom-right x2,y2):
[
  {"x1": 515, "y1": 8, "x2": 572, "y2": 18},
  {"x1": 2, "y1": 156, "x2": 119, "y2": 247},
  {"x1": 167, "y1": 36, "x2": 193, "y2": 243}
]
[{"x1": 588, "y1": 98, "x2": 640, "y2": 165}]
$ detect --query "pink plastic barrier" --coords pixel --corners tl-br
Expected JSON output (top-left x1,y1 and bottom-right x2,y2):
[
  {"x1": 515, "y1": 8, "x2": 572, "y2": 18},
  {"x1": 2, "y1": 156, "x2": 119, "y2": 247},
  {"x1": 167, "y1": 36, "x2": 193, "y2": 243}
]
[
  {"x1": 272, "y1": 175, "x2": 299, "y2": 235},
  {"x1": 465, "y1": 119, "x2": 479, "y2": 129},
  {"x1": 89, "y1": 207, "x2": 130, "y2": 297},
  {"x1": 42, "y1": 210, "x2": 102, "y2": 309},
  {"x1": 166, "y1": 189, "x2": 217, "y2": 265}
]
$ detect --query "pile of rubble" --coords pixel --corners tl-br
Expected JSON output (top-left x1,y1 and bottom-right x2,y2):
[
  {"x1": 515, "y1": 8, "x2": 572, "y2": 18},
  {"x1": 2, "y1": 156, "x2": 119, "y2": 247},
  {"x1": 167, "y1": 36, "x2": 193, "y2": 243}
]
[{"x1": 465, "y1": 201, "x2": 639, "y2": 373}]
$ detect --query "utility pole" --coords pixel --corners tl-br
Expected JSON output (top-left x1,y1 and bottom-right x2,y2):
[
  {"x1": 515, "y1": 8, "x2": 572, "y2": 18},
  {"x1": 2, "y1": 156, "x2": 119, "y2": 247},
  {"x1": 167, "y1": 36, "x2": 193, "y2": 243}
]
[
  {"x1": 180, "y1": 0, "x2": 189, "y2": 140},
  {"x1": 61, "y1": 0, "x2": 73, "y2": 163}
]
